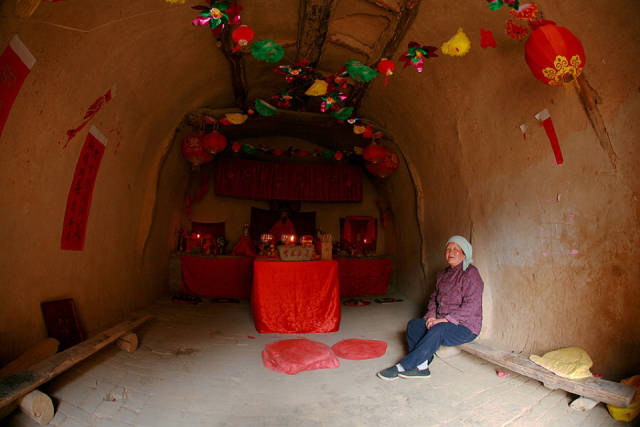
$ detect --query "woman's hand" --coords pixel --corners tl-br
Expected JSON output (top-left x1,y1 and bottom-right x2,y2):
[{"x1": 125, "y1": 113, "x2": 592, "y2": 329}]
[{"x1": 426, "y1": 317, "x2": 448, "y2": 329}]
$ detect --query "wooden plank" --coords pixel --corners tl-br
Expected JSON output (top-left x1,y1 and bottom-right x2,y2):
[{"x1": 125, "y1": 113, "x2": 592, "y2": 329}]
[
  {"x1": 297, "y1": 0, "x2": 335, "y2": 65},
  {"x1": 0, "y1": 314, "x2": 152, "y2": 411},
  {"x1": 0, "y1": 339, "x2": 59, "y2": 380},
  {"x1": 459, "y1": 341, "x2": 636, "y2": 408}
]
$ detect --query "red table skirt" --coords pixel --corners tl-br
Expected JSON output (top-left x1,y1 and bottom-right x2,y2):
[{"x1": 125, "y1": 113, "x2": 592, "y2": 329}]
[
  {"x1": 181, "y1": 254, "x2": 253, "y2": 298},
  {"x1": 252, "y1": 260, "x2": 341, "y2": 333},
  {"x1": 337, "y1": 257, "x2": 392, "y2": 297}
]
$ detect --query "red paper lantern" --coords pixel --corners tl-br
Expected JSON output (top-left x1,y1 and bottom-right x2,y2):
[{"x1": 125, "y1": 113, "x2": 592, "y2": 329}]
[
  {"x1": 181, "y1": 134, "x2": 214, "y2": 166},
  {"x1": 201, "y1": 131, "x2": 227, "y2": 154},
  {"x1": 363, "y1": 142, "x2": 388, "y2": 164},
  {"x1": 377, "y1": 58, "x2": 395, "y2": 87},
  {"x1": 365, "y1": 151, "x2": 399, "y2": 178},
  {"x1": 232, "y1": 25, "x2": 254, "y2": 53},
  {"x1": 334, "y1": 151, "x2": 343, "y2": 160},
  {"x1": 525, "y1": 22, "x2": 586, "y2": 86},
  {"x1": 231, "y1": 141, "x2": 241, "y2": 153}
]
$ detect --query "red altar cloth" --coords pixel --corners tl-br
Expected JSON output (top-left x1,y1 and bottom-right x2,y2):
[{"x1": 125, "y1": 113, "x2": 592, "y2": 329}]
[
  {"x1": 252, "y1": 260, "x2": 341, "y2": 333},
  {"x1": 338, "y1": 257, "x2": 392, "y2": 297},
  {"x1": 181, "y1": 254, "x2": 253, "y2": 298}
]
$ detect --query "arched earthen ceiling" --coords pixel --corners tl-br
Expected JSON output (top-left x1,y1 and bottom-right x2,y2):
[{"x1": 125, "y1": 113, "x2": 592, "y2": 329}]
[{"x1": 1, "y1": 0, "x2": 639, "y2": 378}]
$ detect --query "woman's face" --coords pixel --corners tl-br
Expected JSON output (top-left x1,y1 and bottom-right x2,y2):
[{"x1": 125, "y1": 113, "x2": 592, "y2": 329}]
[{"x1": 445, "y1": 242, "x2": 466, "y2": 268}]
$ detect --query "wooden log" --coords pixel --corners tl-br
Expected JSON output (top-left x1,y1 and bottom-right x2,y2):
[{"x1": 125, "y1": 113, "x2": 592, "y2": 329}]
[
  {"x1": 0, "y1": 314, "x2": 152, "y2": 412},
  {"x1": 297, "y1": 0, "x2": 335, "y2": 65},
  {"x1": 18, "y1": 390, "x2": 54, "y2": 425},
  {"x1": 459, "y1": 341, "x2": 636, "y2": 408},
  {"x1": 116, "y1": 333, "x2": 138, "y2": 353}
]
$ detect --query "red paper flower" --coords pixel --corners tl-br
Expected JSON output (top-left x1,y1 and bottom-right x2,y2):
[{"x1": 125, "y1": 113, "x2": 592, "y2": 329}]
[
  {"x1": 506, "y1": 19, "x2": 530, "y2": 40},
  {"x1": 399, "y1": 42, "x2": 438, "y2": 72},
  {"x1": 509, "y1": 3, "x2": 538, "y2": 20},
  {"x1": 480, "y1": 29, "x2": 497, "y2": 48}
]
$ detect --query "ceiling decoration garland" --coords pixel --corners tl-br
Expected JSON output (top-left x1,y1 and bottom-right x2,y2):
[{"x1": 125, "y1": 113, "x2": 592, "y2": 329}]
[{"x1": 178, "y1": 0, "x2": 586, "y2": 174}]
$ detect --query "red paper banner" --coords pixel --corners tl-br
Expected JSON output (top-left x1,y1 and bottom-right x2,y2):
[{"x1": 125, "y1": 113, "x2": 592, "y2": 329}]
[
  {"x1": 0, "y1": 35, "x2": 36, "y2": 138},
  {"x1": 61, "y1": 126, "x2": 107, "y2": 250},
  {"x1": 535, "y1": 108, "x2": 563, "y2": 165}
]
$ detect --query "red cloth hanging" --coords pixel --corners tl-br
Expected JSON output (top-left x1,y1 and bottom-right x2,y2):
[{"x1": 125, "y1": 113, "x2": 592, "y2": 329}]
[{"x1": 215, "y1": 158, "x2": 362, "y2": 202}]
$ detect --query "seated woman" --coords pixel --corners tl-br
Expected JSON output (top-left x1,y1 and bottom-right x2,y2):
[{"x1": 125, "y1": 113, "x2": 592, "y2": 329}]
[{"x1": 377, "y1": 235, "x2": 483, "y2": 380}]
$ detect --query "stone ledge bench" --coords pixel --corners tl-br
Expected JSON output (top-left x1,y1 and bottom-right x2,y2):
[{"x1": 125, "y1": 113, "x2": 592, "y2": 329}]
[{"x1": 444, "y1": 341, "x2": 636, "y2": 408}]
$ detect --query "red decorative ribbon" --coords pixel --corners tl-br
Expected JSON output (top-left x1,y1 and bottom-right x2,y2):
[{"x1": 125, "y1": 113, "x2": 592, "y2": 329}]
[
  {"x1": 0, "y1": 35, "x2": 35, "y2": 138},
  {"x1": 61, "y1": 126, "x2": 107, "y2": 250},
  {"x1": 535, "y1": 109, "x2": 563, "y2": 165}
]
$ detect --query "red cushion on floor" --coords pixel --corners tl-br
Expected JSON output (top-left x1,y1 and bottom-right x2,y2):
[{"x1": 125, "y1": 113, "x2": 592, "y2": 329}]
[
  {"x1": 331, "y1": 339, "x2": 387, "y2": 360},
  {"x1": 262, "y1": 338, "x2": 340, "y2": 375}
]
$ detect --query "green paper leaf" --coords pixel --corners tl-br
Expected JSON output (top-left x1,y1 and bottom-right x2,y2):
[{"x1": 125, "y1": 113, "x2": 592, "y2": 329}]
[
  {"x1": 251, "y1": 39, "x2": 285, "y2": 63},
  {"x1": 255, "y1": 99, "x2": 278, "y2": 116},
  {"x1": 332, "y1": 106, "x2": 354, "y2": 121},
  {"x1": 345, "y1": 60, "x2": 378, "y2": 82}
]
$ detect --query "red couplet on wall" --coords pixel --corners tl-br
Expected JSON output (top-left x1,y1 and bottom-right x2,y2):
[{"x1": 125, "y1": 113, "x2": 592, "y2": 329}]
[
  {"x1": 61, "y1": 126, "x2": 107, "y2": 250},
  {"x1": 0, "y1": 35, "x2": 36, "y2": 138}
]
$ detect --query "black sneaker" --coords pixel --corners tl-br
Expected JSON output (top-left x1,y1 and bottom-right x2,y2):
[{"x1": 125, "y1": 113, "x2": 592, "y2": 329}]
[
  {"x1": 398, "y1": 368, "x2": 431, "y2": 379},
  {"x1": 377, "y1": 366, "x2": 400, "y2": 381}
]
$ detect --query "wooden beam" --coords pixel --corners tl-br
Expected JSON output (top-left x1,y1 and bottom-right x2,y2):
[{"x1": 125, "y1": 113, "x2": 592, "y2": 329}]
[
  {"x1": 0, "y1": 314, "x2": 152, "y2": 412},
  {"x1": 296, "y1": 0, "x2": 335, "y2": 66},
  {"x1": 575, "y1": 73, "x2": 617, "y2": 169},
  {"x1": 350, "y1": 0, "x2": 421, "y2": 111},
  {"x1": 220, "y1": 30, "x2": 249, "y2": 109},
  {"x1": 459, "y1": 341, "x2": 636, "y2": 408}
]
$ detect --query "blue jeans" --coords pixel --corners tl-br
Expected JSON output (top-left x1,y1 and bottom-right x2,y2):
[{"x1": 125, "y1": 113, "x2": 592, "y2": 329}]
[{"x1": 400, "y1": 318, "x2": 477, "y2": 370}]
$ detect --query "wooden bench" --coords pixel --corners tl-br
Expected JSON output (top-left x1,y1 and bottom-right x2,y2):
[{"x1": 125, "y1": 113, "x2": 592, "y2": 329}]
[
  {"x1": 0, "y1": 314, "x2": 152, "y2": 424},
  {"x1": 458, "y1": 341, "x2": 636, "y2": 408}
]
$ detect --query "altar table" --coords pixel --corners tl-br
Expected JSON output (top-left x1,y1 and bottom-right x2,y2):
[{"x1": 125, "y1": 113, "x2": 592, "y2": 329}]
[
  {"x1": 181, "y1": 254, "x2": 253, "y2": 298},
  {"x1": 337, "y1": 256, "x2": 392, "y2": 297},
  {"x1": 251, "y1": 259, "x2": 341, "y2": 333}
]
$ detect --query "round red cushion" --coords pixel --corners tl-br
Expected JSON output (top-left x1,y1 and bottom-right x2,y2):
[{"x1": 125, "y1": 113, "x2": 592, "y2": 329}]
[
  {"x1": 331, "y1": 339, "x2": 387, "y2": 360},
  {"x1": 262, "y1": 338, "x2": 340, "y2": 375}
]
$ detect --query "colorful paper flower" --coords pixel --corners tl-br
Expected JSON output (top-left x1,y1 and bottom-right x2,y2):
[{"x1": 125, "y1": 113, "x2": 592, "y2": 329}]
[
  {"x1": 251, "y1": 39, "x2": 285, "y2": 63},
  {"x1": 509, "y1": 3, "x2": 538, "y2": 20},
  {"x1": 480, "y1": 29, "x2": 497, "y2": 48},
  {"x1": 486, "y1": 0, "x2": 519, "y2": 11},
  {"x1": 225, "y1": 113, "x2": 248, "y2": 125},
  {"x1": 320, "y1": 91, "x2": 347, "y2": 113},
  {"x1": 506, "y1": 19, "x2": 530, "y2": 40},
  {"x1": 275, "y1": 59, "x2": 314, "y2": 83},
  {"x1": 345, "y1": 60, "x2": 378, "y2": 82},
  {"x1": 270, "y1": 91, "x2": 295, "y2": 109},
  {"x1": 398, "y1": 42, "x2": 438, "y2": 72},
  {"x1": 441, "y1": 28, "x2": 471, "y2": 57},
  {"x1": 231, "y1": 25, "x2": 254, "y2": 52},
  {"x1": 192, "y1": 1, "x2": 231, "y2": 30}
]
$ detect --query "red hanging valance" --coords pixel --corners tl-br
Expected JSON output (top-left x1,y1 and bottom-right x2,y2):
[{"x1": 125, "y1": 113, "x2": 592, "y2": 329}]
[{"x1": 214, "y1": 157, "x2": 362, "y2": 202}]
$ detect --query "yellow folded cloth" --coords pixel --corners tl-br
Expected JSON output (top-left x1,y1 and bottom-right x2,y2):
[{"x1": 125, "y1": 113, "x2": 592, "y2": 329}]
[{"x1": 529, "y1": 346, "x2": 593, "y2": 379}]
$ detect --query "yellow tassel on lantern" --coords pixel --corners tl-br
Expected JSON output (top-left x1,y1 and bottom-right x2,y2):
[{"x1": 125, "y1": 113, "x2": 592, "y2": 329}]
[
  {"x1": 441, "y1": 28, "x2": 471, "y2": 57},
  {"x1": 225, "y1": 113, "x2": 248, "y2": 125},
  {"x1": 165, "y1": 0, "x2": 186, "y2": 3},
  {"x1": 305, "y1": 80, "x2": 329, "y2": 96}
]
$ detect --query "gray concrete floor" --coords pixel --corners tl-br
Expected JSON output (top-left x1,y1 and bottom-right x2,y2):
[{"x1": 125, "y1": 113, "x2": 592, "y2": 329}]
[{"x1": 6, "y1": 296, "x2": 627, "y2": 426}]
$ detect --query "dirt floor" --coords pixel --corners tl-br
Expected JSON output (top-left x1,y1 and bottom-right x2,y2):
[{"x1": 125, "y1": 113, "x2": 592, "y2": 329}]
[{"x1": 5, "y1": 296, "x2": 626, "y2": 426}]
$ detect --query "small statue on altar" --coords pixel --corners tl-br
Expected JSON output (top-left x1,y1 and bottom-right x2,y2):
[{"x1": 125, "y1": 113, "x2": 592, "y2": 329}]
[{"x1": 269, "y1": 208, "x2": 297, "y2": 244}]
